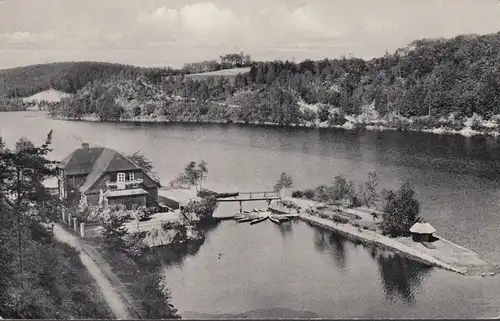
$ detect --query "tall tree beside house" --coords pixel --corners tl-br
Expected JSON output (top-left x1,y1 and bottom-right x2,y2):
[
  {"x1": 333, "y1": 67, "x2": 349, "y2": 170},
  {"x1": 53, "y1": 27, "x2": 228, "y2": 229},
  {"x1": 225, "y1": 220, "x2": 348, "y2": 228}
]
[
  {"x1": 126, "y1": 151, "x2": 162, "y2": 184},
  {"x1": 0, "y1": 131, "x2": 58, "y2": 289},
  {"x1": 380, "y1": 181, "x2": 422, "y2": 237},
  {"x1": 0, "y1": 134, "x2": 111, "y2": 319},
  {"x1": 127, "y1": 151, "x2": 153, "y2": 173},
  {"x1": 172, "y1": 160, "x2": 208, "y2": 192}
]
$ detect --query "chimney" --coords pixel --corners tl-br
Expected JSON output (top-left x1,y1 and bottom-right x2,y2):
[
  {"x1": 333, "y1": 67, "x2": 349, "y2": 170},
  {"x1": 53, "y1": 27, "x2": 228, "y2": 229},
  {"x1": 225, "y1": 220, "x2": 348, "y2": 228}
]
[{"x1": 81, "y1": 143, "x2": 90, "y2": 149}]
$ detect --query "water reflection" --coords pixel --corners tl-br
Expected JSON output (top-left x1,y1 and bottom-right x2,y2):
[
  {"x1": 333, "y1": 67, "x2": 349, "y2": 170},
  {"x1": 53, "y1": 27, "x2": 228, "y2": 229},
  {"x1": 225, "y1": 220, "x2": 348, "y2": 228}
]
[
  {"x1": 375, "y1": 251, "x2": 432, "y2": 303},
  {"x1": 313, "y1": 229, "x2": 347, "y2": 270},
  {"x1": 151, "y1": 221, "x2": 220, "y2": 268},
  {"x1": 277, "y1": 221, "x2": 293, "y2": 239},
  {"x1": 328, "y1": 234, "x2": 346, "y2": 270},
  {"x1": 311, "y1": 226, "x2": 431, "y2": 303}
]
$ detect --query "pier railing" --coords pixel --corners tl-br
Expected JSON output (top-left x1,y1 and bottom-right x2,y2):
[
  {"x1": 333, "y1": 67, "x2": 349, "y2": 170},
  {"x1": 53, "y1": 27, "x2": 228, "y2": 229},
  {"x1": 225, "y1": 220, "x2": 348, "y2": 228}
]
[{"x1": 216, "y1": 190, "x2": 281, "y2": 202}]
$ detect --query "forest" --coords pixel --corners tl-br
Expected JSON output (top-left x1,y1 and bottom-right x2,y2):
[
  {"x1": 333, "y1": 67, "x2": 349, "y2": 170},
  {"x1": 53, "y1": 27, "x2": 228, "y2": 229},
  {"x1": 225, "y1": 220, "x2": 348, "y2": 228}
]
[
  {"x1": 0, "y1": 133, "x2": 112, "y2": 319},
  {"x1": 4, "y1": 32, "x2": 500, "y2": 131}
]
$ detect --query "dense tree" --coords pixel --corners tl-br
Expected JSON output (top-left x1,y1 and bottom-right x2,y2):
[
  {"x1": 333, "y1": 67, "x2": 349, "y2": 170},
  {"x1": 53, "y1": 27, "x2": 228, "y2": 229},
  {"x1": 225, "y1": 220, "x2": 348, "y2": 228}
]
[
  {"x1": 0, "y1": 134, "x2": 111, "y2": 319},
  {"x1": 16, "y1": 31, "x2": 500, "y2": 130},
  {"x1": 100, "y1": 206, "x2": 129, "y2": 253},
  {"x1": 273, "y1": 172, "x2": 294, "y2": 192},
  {"x1": 127, "y1": 151, "x2": 153, "y2": 173},
  {"x1": 171, "y1": 160, "x2": 208, "y2": 192},
  {"x1": 380, "y1": 182, "x2": 422, "y2": 237}
]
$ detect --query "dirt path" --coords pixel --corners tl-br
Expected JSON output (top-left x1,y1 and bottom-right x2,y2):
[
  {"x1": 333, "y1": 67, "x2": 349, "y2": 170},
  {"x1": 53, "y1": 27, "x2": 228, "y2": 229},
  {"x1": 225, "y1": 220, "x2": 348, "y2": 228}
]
[{"x1": 53, "y1": 224, "x2": 140, "y2": 319}]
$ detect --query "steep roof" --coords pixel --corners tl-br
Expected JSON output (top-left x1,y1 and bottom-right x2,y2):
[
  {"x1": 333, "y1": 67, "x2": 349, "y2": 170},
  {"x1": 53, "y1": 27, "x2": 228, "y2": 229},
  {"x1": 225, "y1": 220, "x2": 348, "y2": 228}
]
[
  {"x1": 60, "y1": 144, "x2": 160, "y2": 194},
  {"x1": 58, "y1": 147, "x2": 106, "y2": 175},
  {"x1": 79, "y1": 149, "x2": 140, "y2": 194},
  {"x1": 410, "y1": 222, "x2": 436, "y2": 234}
]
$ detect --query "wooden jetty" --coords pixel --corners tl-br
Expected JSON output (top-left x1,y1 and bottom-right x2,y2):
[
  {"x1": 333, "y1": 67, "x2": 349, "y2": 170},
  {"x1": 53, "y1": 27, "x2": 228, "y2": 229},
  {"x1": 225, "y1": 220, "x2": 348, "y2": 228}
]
[{"x1": 216, "y1": 191, "x2": 281, "y2": 213}]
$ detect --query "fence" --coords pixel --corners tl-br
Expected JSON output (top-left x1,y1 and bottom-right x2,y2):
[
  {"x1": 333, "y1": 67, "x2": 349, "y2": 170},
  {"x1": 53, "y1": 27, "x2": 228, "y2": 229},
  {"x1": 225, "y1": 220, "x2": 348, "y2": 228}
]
[
  {"x1": 124, "y1": 219, "x2": 168, "y2": 234},
  {"x1": 60, "y1": 208, "x2": 102, "y2": 238},
  {"x1": 60, "y1": 208, "x2": 174, "y2": 238}
]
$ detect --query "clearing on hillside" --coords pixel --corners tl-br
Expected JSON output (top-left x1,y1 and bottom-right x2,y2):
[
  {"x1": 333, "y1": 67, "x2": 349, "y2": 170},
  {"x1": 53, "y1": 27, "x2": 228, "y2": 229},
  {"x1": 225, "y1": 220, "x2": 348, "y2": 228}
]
[
  {"x1": 22, "y1": 89, "x2": 72, "y2": 103},
  {"x1": 185, "y1": 67, "x2": 251, "y2": 81}
]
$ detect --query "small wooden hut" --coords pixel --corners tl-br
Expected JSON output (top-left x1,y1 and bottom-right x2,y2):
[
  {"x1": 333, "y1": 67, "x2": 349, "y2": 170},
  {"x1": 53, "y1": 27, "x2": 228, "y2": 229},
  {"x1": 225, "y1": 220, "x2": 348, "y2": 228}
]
[{"x1": 410, "y1": 222, "x2": 436, "y2": 242}]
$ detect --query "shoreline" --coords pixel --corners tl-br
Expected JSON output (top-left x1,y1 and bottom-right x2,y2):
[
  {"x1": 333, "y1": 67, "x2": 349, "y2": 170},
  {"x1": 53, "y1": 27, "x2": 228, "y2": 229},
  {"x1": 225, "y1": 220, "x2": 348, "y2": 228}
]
[
  {"x1": 49, "y1": 114, "x2": 500, "y2": 139},
  {"x1": 272, "y1": 198, "x2": 499, "y2": 277},
  {"x1": 299, "y1": 215, "x2": 499, "y2": 277}
]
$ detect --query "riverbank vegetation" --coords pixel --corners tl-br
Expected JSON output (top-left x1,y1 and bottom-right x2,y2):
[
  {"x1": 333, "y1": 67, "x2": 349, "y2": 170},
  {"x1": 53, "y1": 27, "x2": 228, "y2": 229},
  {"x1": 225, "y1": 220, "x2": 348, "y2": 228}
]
[
  {"x1": 88, "y1": 230, "x2": 181, "y2": 319},
  {"x1": 170, "y1": 160, "x2": 208, "y2": 192},
  {"x1": 288, "y1": 172, "x2": 498, "y2": 275},
  {"x1": 2, "y1": 31, "x2": 494, "y2": 136},
  {"x1": 0, "y1": 133, "x2": 112, "y2": 319},
  {"x1": 290, "y1": 171, "x2": 421, "y2": 237},
  {"x1": 0, "y1": 98, "x2": 27, "y2": 111}
]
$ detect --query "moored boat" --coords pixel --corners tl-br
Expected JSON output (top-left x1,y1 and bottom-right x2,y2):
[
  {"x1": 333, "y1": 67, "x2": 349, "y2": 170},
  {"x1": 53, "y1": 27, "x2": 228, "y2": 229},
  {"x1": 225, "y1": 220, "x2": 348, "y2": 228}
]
[
  {"x1": 250, "y1": 215, "x2": 269, "y2": 225},
  {"x1": 237, "y1": 216, "x2": 257, "y2": 223},
  {"x1": 269, "y1": 216, "x2": 281, "y2": 224}
]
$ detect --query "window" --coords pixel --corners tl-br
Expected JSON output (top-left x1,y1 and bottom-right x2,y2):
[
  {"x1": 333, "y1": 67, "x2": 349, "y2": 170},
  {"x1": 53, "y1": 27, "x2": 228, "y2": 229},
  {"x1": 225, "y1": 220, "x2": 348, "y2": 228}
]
[
  {"x1": 117, "y1": 172, "x2": 126, "y2": 183},
  {"x1": 129, "y1": 172, "x2": 135, "y2": 181}
]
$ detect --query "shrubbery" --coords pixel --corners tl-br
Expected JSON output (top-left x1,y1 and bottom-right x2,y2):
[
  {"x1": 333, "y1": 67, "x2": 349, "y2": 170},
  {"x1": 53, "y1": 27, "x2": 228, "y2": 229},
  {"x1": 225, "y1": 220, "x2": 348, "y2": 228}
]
[{"x1": 380, "y1": 182, "x2": 422, "y2": 237}]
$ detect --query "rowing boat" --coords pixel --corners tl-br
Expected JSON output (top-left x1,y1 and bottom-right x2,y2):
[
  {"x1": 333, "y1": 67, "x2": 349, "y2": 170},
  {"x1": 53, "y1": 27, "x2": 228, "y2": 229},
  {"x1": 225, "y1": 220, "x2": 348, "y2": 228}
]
[
  {"x1": 250, "y1": 215, "x2": 269, "y2": 225},
  {"x1": 269, "y1": 216, "x2": 281, "y2": 225},
  {"x1": 237, "y1": 216, "x2": 257, "y2": 223}
]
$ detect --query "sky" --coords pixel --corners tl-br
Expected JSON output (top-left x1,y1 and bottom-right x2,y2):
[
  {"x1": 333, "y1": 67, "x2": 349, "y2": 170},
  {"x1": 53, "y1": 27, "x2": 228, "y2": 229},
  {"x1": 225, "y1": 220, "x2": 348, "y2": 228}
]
[{"x1": 1, "y1": 0, "x2": 500, "y2": 69}]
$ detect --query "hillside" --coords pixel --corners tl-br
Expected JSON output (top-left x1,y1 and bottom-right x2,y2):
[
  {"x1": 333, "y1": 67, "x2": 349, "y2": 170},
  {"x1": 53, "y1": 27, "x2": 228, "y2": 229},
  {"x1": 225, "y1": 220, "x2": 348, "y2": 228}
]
[
  {"x1": 22, "y1": 89, "x2": 72, "y2": 103},
  {"x1": 22, "y1": 31, "x2": 500, "y2": 135},
  {"x1": 0, "y1": 61, "x2": 169, "y2": 98}
]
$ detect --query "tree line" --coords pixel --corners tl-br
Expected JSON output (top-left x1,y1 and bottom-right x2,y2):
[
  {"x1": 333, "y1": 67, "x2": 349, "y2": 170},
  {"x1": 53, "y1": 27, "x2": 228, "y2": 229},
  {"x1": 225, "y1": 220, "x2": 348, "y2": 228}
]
[
  {"x1": 7, "y1": 31, "x2": 500, "y2": 128},
  {"x1": 46, "y1": 31, "x2": 500, "y2": 128},
  {"x1": 0, "y1": 132, "x2": 113, "y2": 318}
]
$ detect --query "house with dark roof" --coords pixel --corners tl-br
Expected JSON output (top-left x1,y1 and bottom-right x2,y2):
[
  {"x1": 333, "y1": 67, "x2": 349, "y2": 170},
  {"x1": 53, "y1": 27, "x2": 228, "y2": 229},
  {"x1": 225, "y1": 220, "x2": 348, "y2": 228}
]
[{"x1": 56, "y1": 143, "x2": 160, "y2": 209}]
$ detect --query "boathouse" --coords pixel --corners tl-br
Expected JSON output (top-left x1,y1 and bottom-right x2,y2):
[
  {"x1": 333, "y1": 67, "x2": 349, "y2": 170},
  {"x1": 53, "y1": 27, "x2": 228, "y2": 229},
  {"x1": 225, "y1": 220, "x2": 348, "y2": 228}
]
[{"x1": 410, "y1": 222, "x2": 436, "y2": 242}]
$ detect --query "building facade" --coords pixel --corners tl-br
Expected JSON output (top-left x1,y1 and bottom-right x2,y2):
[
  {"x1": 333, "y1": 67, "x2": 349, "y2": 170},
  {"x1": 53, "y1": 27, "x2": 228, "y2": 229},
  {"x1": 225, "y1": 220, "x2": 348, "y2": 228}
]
[{"x1": 57, "y1": 143, "x2": 160, "y2": 209}]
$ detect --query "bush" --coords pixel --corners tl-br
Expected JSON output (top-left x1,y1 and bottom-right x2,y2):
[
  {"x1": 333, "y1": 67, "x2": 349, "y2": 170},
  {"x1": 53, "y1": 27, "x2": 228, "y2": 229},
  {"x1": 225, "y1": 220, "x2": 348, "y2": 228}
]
[
  {"x1": 380, "y1": 181, "x2": 421, "y2": 237},
  {"x1": 329, "y1": 113, "x2": 346, "y2": 126},
  {"x1": 137, "y1": 206, "x2": 151, "y2": 221},
  {"x1": 133, "y1": 105, "x2": 142, "y2": 117},
  {"x1": 291, "y1": 190, "x2": 304, "y2": 198},
  {"x1": 331, "y1": 214, "x2": 349, "y2": 224},
  {"x1": 303, "y1": 189, "x2": 315, "y2": 199}
]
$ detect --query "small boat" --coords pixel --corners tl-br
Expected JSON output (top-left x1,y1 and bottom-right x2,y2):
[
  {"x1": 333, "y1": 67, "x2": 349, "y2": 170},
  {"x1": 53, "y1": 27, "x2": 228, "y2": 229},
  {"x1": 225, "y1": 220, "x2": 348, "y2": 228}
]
[
  {"x1": 277, "y1": 216, "x2": 290, "y2": 222},
  {"x1": 269, "y1": 216, "x2": 281, "y2": 225},
  {"x1": 237, "y1": 216, "x2": 256, "y2": 223},
  {"x1": 243, "y1": 210, "x2": 252, "y2": 214},
  {"x1": 250, "y1": 216, "x2": 269, "y2": 225}
]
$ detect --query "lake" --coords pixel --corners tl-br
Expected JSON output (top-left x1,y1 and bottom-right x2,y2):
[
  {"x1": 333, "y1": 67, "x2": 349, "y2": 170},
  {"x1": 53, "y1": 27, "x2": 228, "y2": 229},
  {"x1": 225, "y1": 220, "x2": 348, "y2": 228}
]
[{"x1": 1, "y1": 111, "x2": 500, "y2": 318}]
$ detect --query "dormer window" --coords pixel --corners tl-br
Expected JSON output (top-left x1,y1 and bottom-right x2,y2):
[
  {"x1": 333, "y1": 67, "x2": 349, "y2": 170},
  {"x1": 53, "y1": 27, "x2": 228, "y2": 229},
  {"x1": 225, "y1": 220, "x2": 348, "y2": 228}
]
[
  {"x1": 117, "y1": 173, "x2": 126, "y2": 183},
  {"x1": 129, "y1": 172, "x2": 135, "y2": 181}
]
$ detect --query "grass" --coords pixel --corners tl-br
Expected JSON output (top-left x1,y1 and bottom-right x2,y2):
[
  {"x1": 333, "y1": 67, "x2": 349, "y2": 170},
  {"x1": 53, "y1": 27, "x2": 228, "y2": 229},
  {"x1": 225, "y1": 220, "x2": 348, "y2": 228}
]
[
  {"x1": 185, "y1": 67, "x2": 252, "y2": 77},
  {"x1": 87, "y1": 238, "x2": 180, "y2": 319},
  {"x1": 63, "y1": 243, "x2": 114, "y2": 319}
]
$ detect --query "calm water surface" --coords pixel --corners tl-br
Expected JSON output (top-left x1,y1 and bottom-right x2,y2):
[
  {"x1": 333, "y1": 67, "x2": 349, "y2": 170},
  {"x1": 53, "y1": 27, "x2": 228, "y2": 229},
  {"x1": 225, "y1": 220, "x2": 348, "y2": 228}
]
[{"x1": 1, "y1": 112, "x2": 499, "y2": 318}]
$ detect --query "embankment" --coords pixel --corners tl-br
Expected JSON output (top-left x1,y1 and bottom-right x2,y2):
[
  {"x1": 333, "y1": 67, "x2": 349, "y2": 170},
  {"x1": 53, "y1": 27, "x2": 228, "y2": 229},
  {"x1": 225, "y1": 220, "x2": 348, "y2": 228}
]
[
  {"x1": 299, "y1": 214, "x2": 499, "y2": 276},
  {"x1": 50, "y1": 114, "x2": 500, "y2": 139}
]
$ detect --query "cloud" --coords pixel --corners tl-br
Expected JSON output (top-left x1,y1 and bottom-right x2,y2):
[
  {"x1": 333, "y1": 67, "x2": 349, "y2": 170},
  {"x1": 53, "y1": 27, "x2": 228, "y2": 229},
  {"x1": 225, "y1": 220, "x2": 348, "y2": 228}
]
[
  {"x1": 4, "y1": 31, "x2": 31, "y2": 44},
  {"x1": 1, "y1": 31, "x2": 59, "y2": 47},
  {"x1": 138, "y1": 2, "x2": 342, "y2": 48}
]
